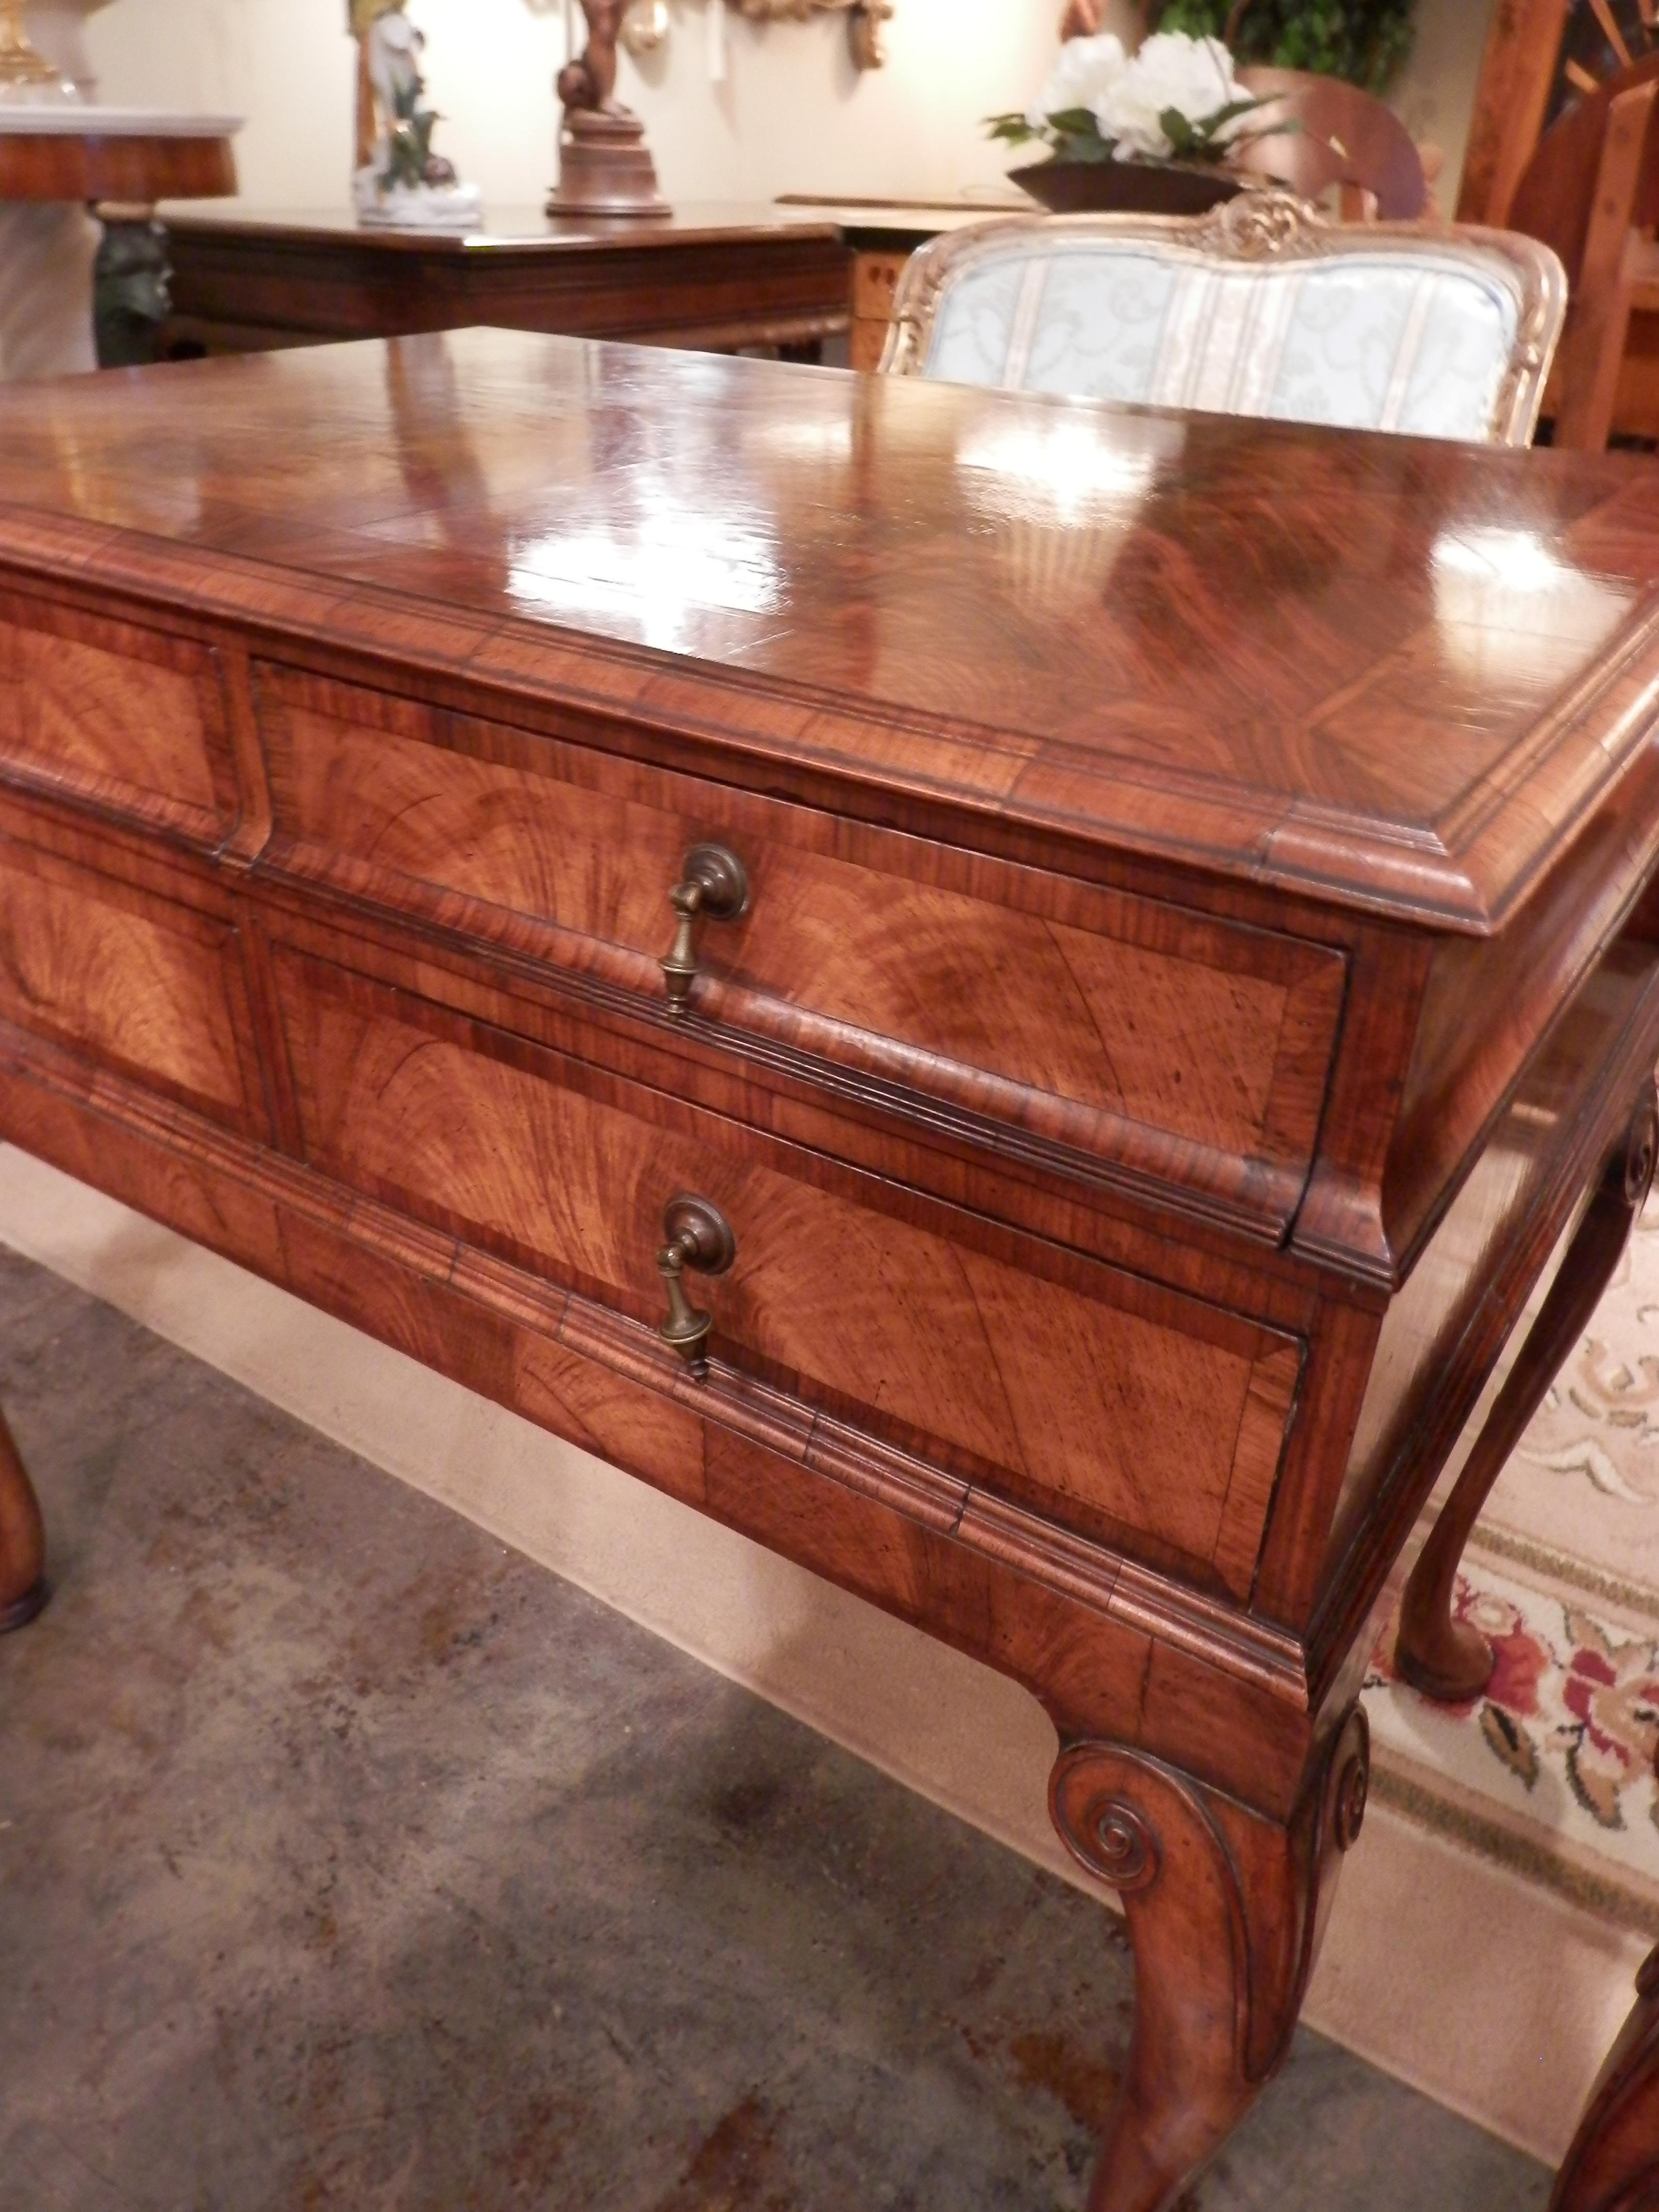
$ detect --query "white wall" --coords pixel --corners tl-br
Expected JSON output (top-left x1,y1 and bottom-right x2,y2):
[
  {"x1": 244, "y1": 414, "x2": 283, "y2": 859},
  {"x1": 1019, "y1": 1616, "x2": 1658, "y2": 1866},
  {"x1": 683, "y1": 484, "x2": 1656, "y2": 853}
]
[
  {"x1": 1390, "y1": 0, "x2": 1494, "y2": 211},
  {"x1": 80, "y1": 0, "x2": 1103, "y2": 210},
  {"x1": 76, "y1": 0, "x2": 1492, "y2": 215}
]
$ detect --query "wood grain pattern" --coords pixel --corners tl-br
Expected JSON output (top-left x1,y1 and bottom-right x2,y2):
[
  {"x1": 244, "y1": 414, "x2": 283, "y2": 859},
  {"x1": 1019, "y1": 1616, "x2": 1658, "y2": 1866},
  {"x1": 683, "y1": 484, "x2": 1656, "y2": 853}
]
[
  {"x1": 162, "y1": 206, "x2": 851, "y2": 357},
  {"x1": 1380, "y1": 739, "x2": 1659, "y2": 1276},
  {"x1": 0, "y1": 1018, "x2": 1311, "y2": 1774},
  {"x1": 1051, "y1": 1709, "x2": 1369, "y2": 2212},
  {"x1": 2, "y1": 333, "x2": 1659, "y2": 2208},
  {"x1": 1457, "y1": 0, "x2": 1573, "y2": 225},
  {"x1": 257, "y1": 668, "x2": 1345, "y2": 1231},
  {"x1": 273, "y1": 944, "x2": 1303, "y2": 1592},
  {"x1": 0, "y1": 833, "x2": 254, "y2": 1124},
  {"x1": 0, "y1": 595, "x2": 234, "y2": 841},
  {"x1": 1325, "y1": 939, "x2": 1659, "y2": 1601},
  {"x1": 1549, "y1": 74, "x2": 1659, "y2": 454},
  {"x1": 0, "y1": 331, "x2": 1652, "y2": 939},
  {"x1": 0, "y1": 131, "x2": 235, "y2": 206}
]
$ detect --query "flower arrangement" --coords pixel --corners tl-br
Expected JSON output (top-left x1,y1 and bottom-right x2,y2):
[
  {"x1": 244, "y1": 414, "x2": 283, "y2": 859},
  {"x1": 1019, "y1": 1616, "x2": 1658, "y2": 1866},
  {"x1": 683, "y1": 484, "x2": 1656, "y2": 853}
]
[{"x1": 988, "y1": 30, "x2": 1265, "y2": 169}]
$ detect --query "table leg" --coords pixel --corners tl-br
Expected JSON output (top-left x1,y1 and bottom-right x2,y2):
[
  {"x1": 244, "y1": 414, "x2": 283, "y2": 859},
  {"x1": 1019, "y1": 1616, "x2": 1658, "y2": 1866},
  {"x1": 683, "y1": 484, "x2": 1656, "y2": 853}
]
[
  {"x1": 1396, "y1": 1086, "x2": 1658, "y2": 1703},
  {"x1": 0, "y1": 1400, "x2": 45, "y2": 1632},
  {"x1": 1551, "y1": 1945, "x2": 1659, "y2": 2212},
  {"x1": 0, "y1": 200, "x2": 101, "y2": 382},
  {"x1": 1049, "y1": 1709, "x2": 1370, "y2": 2211}
]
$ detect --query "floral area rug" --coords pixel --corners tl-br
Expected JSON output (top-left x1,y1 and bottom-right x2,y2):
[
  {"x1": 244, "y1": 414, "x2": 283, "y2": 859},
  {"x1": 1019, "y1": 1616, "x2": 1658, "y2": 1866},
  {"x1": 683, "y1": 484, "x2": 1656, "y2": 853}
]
[{"x1": 1364, "y1": 1198, "x2": 1659, "y2": 1935}]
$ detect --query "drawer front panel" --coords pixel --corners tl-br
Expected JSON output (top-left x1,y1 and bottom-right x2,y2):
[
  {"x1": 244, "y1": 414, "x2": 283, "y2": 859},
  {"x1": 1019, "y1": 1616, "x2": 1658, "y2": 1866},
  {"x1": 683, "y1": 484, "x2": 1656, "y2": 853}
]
[
  {"x1": 0, "y1": 835, "x2": 255, "y2": 1122},
  {"x1": 258, "y1": 668, "x2": 1345, "y2": 1228},
  {"x1": 0, "y1": 595, "x2": 234, "y2": 839},
  {"x1": 273, "y1": 944, "x2": 1303, "y2": 1594}
]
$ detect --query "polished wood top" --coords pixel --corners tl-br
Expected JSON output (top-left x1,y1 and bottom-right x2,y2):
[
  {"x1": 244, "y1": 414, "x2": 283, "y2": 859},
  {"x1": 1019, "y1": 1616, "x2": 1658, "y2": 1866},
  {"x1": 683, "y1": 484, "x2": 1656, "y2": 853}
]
[
  {"x1": 4, "y1": 325, "x2": 1657, "y2": 932},
  {"x1": 158, "y1": 198, "x2": 1021, "y2": 253},
  {"x1": 157, "y1": 201, "x2": 844, "y2": 254}
]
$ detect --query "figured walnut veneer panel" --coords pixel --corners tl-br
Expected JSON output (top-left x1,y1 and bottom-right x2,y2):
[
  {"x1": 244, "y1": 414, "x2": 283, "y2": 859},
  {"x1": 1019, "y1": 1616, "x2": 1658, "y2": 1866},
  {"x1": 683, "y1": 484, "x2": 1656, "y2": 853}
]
[
  {"x1": 0, "y1": 837, "x2": 251, "y2": 1121},
  {"x1": 272, "y1": 946, "x2": 1302, "y2": 1592},
  {"x1": 257, "y1": 671, "x2": 1345, "y2": 1229},
  {"x1": 0, "y1": 597, "x2": 233, "y2": 840},
  {"x1": 3, "y1": 332, "x2": 1658, "y2": 930}
]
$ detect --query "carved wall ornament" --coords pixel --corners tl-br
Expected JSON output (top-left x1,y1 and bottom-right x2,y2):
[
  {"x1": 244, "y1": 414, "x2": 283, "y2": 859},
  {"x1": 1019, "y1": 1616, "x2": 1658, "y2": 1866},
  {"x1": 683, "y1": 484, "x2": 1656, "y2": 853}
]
[
  {"x1": 732, "y1": 0, "x2": 891, "y2": 69},
  {"x1": 622, "y1": 0, "x2": 891, "y2": 74}
]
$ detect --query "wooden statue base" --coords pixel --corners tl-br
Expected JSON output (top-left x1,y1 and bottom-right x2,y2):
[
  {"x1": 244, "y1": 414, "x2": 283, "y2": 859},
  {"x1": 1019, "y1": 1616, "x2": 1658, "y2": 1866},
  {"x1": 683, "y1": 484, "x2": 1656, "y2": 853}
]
[{"x1": 547, "y1": 108, "x2": 668, "y2": 219}]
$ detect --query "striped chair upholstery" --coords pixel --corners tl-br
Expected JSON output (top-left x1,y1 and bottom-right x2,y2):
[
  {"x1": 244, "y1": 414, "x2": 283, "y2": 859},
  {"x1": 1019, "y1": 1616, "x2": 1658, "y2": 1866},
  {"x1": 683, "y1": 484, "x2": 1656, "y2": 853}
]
[{"x1": 882, "y1": 193, "x2": 1567, "y2": 447}]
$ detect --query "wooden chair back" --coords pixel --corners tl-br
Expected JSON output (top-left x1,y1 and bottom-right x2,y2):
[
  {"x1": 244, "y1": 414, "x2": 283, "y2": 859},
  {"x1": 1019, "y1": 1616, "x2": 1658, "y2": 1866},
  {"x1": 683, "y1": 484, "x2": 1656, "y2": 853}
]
[
  {"x1": 881, "y1": 192, "x2": 1567, "y2": 449},
  {"x1": 1506, "y1": 60, "x2": 1659, "y2": 449},
  {"x1": 1232, "y1": 66, "x2": 1428, "y2": 220},
  {"x1": 1508, "y1": 52, "x2": 1659, "y2": 287}
]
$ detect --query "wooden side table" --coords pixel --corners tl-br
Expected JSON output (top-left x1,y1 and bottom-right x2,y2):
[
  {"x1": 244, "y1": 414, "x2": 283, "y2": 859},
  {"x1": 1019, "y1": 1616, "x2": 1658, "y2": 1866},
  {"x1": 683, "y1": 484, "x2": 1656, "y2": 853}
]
[
  {"x1": 0, "y1": 108, "x2": 236, "y2": 379},
  {"x1": 158, "y1": 204, "x2": 852, "y2": 359}
]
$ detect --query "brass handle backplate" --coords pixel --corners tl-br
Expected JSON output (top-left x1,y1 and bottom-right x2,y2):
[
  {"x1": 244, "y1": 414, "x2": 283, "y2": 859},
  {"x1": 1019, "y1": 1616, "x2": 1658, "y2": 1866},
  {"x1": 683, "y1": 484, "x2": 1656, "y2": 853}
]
[
  {"x1": 657, "y1": 1194, "x2": 736, "y2": 1379},
  {"x1": 661, "y1": 843, "x2": 749, "y2": 1018}
]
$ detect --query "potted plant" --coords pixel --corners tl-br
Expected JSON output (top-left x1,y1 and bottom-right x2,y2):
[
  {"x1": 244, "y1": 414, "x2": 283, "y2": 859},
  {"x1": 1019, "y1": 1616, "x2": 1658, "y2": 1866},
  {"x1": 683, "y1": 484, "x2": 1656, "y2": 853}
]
[{"x1": 987, "y1": 29, "x2": 1274, "y2": 214}]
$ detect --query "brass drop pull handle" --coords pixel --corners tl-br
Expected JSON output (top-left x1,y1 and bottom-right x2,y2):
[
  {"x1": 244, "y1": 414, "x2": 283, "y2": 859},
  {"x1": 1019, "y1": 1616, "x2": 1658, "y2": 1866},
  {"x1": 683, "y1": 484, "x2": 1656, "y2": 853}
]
[
  {"x1": 661, "y1": 843, "x2": 749, "y2": 1018},
  {"x1": 657, "y1": 1194, "x2": 736, "y2": 1379}
]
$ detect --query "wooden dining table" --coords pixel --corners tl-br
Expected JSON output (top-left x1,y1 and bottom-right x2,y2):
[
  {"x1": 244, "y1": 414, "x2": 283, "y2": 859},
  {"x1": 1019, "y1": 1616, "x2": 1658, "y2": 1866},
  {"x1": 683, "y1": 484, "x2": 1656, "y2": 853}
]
[{"x1": 0, "y1": 327, "x2": 1655, "y2": 2208}]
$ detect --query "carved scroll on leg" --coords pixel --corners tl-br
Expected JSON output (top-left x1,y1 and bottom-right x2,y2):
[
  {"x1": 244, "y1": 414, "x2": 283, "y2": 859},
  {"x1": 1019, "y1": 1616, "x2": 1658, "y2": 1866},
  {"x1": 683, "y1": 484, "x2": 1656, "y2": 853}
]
[
  {"x1": 1049, "y1": 1709, "x2": 1369, "y2": 2212},
  {"x1": 1551, "y1": 1944, "x2": 1659, "y2": 2212},
  {"x1": 0, "y1": 1401, "x2": 45, "y2": 1632},
  {"x1": 1398, "y1": 1087, "x2": 1658, "y2": 1703}
]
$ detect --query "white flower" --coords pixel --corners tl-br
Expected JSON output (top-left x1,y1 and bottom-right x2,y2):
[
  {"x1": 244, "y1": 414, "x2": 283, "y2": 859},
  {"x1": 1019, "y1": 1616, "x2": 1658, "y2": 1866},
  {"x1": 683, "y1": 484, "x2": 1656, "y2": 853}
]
[
  {"x1": 1095, "y1": 31, "x2": 1246, "y2": 161},
  {"x1": 1026, "y1": 32, "x2": 1128, "y2": 133}
]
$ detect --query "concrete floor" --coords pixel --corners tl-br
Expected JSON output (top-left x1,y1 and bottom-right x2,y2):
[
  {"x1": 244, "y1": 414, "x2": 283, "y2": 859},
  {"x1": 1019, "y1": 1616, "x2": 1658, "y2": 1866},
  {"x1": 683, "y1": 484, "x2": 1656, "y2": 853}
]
[{"x1": 0, "y1": 1246, "x2": 1555, "y2": 2212}]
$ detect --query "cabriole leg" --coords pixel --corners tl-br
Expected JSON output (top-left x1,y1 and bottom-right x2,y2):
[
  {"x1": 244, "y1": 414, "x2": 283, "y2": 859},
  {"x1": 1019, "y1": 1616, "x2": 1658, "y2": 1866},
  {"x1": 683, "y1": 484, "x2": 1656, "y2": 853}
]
[
  {"x1": 1397, "y1": 1087, "x2": 1657, "y2": 1703},
  {"x1": 1049, "y1": 1709, "x2": 1370, "y2": 2212},
  {"x1": 1551, "y1": 1944, "x2": 1659, "y2": 2212},
  {"x1": 0, "y1": 1402, "x2": 46, "y2": 1632}
]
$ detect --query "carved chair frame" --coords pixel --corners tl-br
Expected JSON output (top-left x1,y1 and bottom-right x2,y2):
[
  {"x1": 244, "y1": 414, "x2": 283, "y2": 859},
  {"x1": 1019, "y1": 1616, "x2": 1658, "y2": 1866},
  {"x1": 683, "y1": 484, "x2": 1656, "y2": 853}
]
[{"x1": 879, "y1": 190, "x2": 1570, "y2": 448}]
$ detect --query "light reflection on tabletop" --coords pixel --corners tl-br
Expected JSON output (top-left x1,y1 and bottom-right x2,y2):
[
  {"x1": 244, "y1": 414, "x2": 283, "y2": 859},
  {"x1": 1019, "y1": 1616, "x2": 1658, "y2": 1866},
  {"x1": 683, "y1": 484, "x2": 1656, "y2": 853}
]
[{"x1": 0, "y1": 326, "x2": 1655, "y2": 884}]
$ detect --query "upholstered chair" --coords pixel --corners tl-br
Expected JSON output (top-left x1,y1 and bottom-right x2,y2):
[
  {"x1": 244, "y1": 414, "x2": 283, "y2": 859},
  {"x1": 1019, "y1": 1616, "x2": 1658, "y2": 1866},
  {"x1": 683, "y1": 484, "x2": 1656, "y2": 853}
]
[{"x1": 881, "y1": 192, "x2": 1568, "y2": 448}]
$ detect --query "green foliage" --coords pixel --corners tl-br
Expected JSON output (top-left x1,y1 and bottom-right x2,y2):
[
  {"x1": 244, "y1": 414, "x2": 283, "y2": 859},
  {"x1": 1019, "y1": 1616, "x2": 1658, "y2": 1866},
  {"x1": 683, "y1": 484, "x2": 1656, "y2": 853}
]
[
  {"x1": 381, "y1": 76, "x2": 439, "y2": 192},
  {"x1": 987, "y1": 107, "x2": 1114, "y2": 161},
  {"x1": 1159, "y1": 96, "x2": 1269, "y2": 158},
  {"x1": 1156, "y1": 0, "x2": 1416, "y2": 93}
]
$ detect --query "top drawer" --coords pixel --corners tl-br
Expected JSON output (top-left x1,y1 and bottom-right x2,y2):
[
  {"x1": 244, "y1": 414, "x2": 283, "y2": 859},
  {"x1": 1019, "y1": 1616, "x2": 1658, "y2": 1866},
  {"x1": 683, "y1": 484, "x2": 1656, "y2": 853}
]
[
  {"x1": 0, "y1": 593, "x2": 236, "y2": 842},
  {"x1": 255, "y1": 665, "x2": 1345, "y2": 1231}
]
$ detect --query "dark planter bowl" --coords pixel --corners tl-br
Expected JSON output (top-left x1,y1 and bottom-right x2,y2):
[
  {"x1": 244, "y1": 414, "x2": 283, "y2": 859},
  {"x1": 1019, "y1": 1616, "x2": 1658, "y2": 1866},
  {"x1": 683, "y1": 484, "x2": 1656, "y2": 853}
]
[{"x1": 1007, "y1": 158, "x2": 1245, "y2": 216}]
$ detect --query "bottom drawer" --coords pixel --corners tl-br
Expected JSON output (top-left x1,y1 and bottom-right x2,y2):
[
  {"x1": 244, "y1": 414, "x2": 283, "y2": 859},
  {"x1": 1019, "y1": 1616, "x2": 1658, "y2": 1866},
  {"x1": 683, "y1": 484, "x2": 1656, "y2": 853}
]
[{"x1": 273, "y1": 944, "x2": 1304, "y2": 1597}]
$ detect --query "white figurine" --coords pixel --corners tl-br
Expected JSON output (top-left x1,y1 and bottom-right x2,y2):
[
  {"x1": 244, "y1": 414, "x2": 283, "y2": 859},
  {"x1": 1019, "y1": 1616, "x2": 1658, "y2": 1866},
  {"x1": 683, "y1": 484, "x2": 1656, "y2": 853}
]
[{"x1": 349, "y1": 0, "x2": 481, "y2": 230}]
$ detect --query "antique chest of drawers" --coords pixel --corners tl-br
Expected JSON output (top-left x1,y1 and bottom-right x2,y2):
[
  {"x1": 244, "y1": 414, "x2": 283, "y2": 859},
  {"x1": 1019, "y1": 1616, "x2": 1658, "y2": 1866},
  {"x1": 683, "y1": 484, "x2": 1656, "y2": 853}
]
[{"x1": 2, "y1": 329, "x2": 1659, "y2": 2209}]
